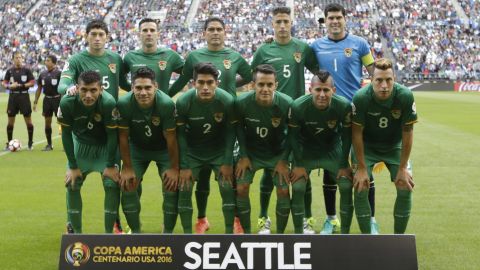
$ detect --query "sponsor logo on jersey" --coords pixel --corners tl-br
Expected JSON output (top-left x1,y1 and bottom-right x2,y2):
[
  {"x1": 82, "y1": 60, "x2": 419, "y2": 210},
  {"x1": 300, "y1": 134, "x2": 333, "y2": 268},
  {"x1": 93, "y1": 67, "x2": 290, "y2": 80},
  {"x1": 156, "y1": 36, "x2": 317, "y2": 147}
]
[
  {"x1": 65, "y1": 242, "x2": 91, "y2": 267},
  {"x1": 271, "y1": 117, "x2": 281, "y2": 127},
  {"x1": 51, "y1": 79, "x2": 58, "y2": 85},
  {"x1": 344, "y1": 48, "x2": 353, "y2": 57},
  {"x1": 158, "y1": 61, "x2": 167, "y2": 71},
  {"x1": 391, "y1": 109, "x2": 401, "y2": 119},
  {"x1": 367, "y1": 112, "x2": 381, "y2": 116},
  {"x1": 108, "y1": 63, "x2": 116, "y2": 74},
  {"x1": 327, "y1": 119, "x2": 337, "y2": 128},
  {"x1": 94, "y1": 113, "x2": 102, "y2": 122},
  {"x1": 293, "y1": 52, "x2": 302, "y2": 63},
  {"x1": 223, "y1": 59, "x2": 231, "y2": 70},
  {"x1": 214, "y1": 112, "x2": 224, "y2": 122},
  {"x1": 21, "y1": 75, "x2": 27, "y2": 82},
  {"x1": 151, "y1": 116, "x2": 161, "y2": 126},
  {"x1": 42, "y1": 79, "x2": 45, "y2": 85},
  {"x1": 111, "y1": 108, "x2": 121, "y2": 121}
]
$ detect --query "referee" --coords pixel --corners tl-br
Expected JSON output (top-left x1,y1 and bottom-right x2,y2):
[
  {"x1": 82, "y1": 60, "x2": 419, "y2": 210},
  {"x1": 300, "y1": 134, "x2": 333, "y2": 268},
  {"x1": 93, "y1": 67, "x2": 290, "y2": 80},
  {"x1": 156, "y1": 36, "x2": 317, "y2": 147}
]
[
  {"x1": 33, "y1": 55, "x2": 61, "y2": 151},
  {"x1": 2, "y1": 51, "x2": 35, "y2": 150}
]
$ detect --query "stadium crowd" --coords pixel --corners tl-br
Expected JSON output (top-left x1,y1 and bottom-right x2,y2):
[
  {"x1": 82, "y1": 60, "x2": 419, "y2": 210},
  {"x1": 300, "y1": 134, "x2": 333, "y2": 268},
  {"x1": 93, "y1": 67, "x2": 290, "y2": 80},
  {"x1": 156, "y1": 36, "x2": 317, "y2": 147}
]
[{"x1": 0, "y1": 0, "x2": 479, "y2": 80}]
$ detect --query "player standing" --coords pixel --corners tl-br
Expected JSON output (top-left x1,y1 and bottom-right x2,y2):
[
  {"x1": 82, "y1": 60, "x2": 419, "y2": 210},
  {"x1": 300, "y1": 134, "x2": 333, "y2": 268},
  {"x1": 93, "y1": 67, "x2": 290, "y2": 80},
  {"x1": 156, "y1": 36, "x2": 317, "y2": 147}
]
[
  {"x1": 33, "y1": 55, "x2": 62, "y2": 151},
  {"x1": 235, "y1": 64, "x2": 292, "y2": 233},
  {"x1": 123, "y1": 18, "x2": 184, "y2": 94},
  {"x1": 250, "y1": 6, "x2": 319, "y2": 234},
  {"x1": 310, "y1": 3, "x2": 376, "y2": 234},
  {"x1": 169, "y1": 17, "x2": 251, "y2": 233},
  {"x1": 117, "y1": 67, "x2": 179, "y2": 233},
  {"x1": 289, "y1": 70, "x2": 352, "y2": 234},
  {"x1": 57, "y1": 71, "x2": 120, "y2": 233},
  {"x1": 175, "y1": 63, "x2": 236, "y2": 234},
  {"x1": 351, "y1": 58, "x2": 417, "y2": 234},
  {"x1": 2, "y1": 52, "x2": 35, "y2": 150}
]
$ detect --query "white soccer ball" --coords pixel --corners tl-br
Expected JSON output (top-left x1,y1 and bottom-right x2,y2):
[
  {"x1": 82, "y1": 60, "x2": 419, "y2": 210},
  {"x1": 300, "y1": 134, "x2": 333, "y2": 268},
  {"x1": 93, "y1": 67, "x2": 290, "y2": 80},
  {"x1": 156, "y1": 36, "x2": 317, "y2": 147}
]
[{"x1": 8, "y1": 139, "x2": 22, "y2": 152}]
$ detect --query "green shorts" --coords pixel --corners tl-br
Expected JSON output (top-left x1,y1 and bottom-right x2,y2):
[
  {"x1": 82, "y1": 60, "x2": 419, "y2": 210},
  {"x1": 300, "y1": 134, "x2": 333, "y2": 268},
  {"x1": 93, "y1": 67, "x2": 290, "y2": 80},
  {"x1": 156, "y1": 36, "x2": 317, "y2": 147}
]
[
  {"x1": 188, "y1": 153, "x2": 224, "y2": 181},
  {"x1": 236, "y1": 154, "x2": 289, "y2": 188},
  {"x1": 352, "y1": 146, "x2": 404, "y2": 181},
  {"x1": 296, "y1": 145, "x2": 341, "y2": 175},
  {"x1": 73, "y1": 140, "x2": 120, "y2": 176},
  {"x1": 130, "y1": 144, "x2": 171, "y2": 180}
]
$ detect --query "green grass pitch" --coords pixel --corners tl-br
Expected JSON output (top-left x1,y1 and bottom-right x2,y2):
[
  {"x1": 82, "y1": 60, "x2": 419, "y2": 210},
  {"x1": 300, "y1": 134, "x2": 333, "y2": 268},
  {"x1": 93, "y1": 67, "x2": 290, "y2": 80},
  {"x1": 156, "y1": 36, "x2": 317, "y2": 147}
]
[{"x1": 0, "y1": 91, "x2": 479, "y2": 269}]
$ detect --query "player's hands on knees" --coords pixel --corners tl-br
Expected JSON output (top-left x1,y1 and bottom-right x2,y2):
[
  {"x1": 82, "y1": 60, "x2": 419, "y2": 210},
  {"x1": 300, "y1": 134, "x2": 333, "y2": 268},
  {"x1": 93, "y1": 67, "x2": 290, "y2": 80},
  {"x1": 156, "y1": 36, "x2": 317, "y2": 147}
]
[
  {"x1": 353, "y1": 168, "x2": 370, "y2": 192},
  {"x1": 395, "y1": 168, "x2": 414, "y2": 191},
  {"x1": 120, "y1": 166, "x2": 138, "y2": 192},
  {"x1": 179, "y1": 169, "x2": 193, "y2": 191},
  {"x1": 163, "y1": 168, "x2": 179, "y2": 191},
  {"x1": 290, "y1": 166, "x2": 308, "y2": 184},
  {"x1": 65, "y1": 168, "x2": 82, "y2": 189},
  {"x1": 273, "y1": 160, "x2": 290, "y2": 186},
  {"x1": 103, "y1": 166, "x2": 120, "y2": 183},
  {"x1": 337, "y1": 167, "x2": 353, "y2": 180},
  {"x1": 219, "y1": 165, "x2": 234, "y2": 187},
  {"x1": 235, "y1": 157, "x2": 252, "y2": 180},
  {"x1": 66, "y1": 85, "x2": 78, "y2": 96}
]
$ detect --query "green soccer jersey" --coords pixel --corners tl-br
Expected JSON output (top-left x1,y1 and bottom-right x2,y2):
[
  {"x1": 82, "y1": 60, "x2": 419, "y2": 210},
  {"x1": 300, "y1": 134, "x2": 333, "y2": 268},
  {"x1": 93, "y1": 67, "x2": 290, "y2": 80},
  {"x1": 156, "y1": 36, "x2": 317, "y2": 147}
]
[
  {"x1": 57, "y1": 91, "x2": 117, "y2": 168},
  {"x1": 352, "y1": 83, "x2": 418, "y2": 150},
  {"x1": 176, "y1": 88, "x2": 236, "y2": 168},
  {"x1": 117, "y1": 90, "x2": 176, "y2": 151},
  {"x1": 169, "y1": 47, "x2": 252, "y2": 97},
  {"x1": 235, "y1": 91, "x2": 292, "y2": 160},
  {"x1": 123, "y1": 48, "x2": 184, "y2": 94},
  {"x1": 58, "y1": 50, "x2": 129, "y2": 100},
  {"x1": 289, "y1": 94, "x2": 352, "y2": 167},
  {"x1": 251, "y1": 38, "x2": 319, "y2": 99}
]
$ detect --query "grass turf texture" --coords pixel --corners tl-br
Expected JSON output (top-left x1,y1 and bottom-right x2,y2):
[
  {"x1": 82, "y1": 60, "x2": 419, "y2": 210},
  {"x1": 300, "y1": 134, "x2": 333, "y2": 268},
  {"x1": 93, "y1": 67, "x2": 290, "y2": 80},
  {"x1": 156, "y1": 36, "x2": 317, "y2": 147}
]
[{"x1": 0, "y1": 91, "x2": 479, "y2": 269}]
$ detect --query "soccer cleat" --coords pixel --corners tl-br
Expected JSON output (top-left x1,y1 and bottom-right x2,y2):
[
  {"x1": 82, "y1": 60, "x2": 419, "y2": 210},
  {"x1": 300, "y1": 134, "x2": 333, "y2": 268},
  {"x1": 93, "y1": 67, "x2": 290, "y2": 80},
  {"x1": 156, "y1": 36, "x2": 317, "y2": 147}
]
[
  {"x1": 303, "y1": 217, "x2": 316, "y2": 234},
  {"x1": 113, "y1": 220, "x2": 124, "y2": 234},
  {"x1": 66, "y1": 222, "x2": 74, "y2": 234},
  {"x1": 320, "y1": 218, "x2": 341, "y2": 235},
  {"x1": 3, "y1": 143, "x2": 9, "y2": 151},
  {"x1": 234, "y1": 216, "x2": 244, "y2": 234},
  {"x1": 371, "y1": 220, "x2": 380, "y2": 235},
  {"x1": 257, "y1": 217, "x2": 271, "y2": 234},
  {"x1": 41, "y1": 144, "x2": 53, "y2": 151},
  {"x1": 27, "y1": 141, "x2": 33, "y2": 151},
  {"x1": 195, "y1": 217, "x2": 210, "y2": 234}
]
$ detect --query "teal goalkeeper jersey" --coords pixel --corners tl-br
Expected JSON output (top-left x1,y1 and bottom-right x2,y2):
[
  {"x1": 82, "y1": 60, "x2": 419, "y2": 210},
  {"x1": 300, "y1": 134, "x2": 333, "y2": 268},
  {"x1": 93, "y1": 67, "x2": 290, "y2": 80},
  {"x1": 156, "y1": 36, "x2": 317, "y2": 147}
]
[
  {"x1": 251, "y1": 38, "x2": 319, "y2": 99},
  {"x1": 235, "y1": 91, "x2": 292, "y2": 160},
  {"x1": 117, "y1": 90, "x2": 176, "y2": 151},
  {"x1": 169, "y1": 47, "x2": 252, "y2": 97},
  {"x1": 59, "y1": 50, "x2": 129, "y2": 100},
  {"x1": 352, "y1": 83, "x2": 418, "y2": 150},
  {"x1": 123, "y1": 48, "x2": 184, "y2": 94}
]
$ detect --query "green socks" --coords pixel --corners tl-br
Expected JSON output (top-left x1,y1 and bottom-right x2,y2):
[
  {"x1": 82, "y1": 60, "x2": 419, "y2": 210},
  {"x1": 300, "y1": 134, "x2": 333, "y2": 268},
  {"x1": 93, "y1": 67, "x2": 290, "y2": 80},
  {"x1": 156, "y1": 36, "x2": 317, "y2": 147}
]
[
  {"x1": 354, "y1": 189, "x2": 371, "y2": 234},
  {"x1": 337, "y1": 176, "x2": 353, "y2": 234},
  {"x1": 394, "y1": 189, "x2": 412, "y2": 234}
]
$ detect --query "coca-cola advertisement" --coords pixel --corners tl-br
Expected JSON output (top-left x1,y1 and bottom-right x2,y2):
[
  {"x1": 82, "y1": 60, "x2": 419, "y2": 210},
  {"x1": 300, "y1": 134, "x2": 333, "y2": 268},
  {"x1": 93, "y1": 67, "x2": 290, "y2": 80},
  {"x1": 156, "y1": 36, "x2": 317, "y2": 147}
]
[{"x1": 454, "y1": 82, "x2": 480, "y2": 92}]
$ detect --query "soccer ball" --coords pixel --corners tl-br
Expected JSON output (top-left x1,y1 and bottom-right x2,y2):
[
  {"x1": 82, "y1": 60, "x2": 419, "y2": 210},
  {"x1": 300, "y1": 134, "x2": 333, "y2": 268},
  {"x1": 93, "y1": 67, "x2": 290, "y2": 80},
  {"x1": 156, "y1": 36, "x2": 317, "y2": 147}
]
[{"x1": 8, "y1": 139, "x2": 22, "y2": 152}]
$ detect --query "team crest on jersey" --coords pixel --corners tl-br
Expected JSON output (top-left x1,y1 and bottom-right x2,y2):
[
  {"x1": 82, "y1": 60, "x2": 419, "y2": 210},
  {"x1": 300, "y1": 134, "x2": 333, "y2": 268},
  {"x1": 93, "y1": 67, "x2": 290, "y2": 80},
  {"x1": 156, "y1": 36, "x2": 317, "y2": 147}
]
[
  {"x1": 327, "y1": 119, "x2": 337, "y2": 129},
  {"x1": 271, "y1": 117, "x2": 281, "y2": 128},
  {"x1": 391, "y1": 109, "x2": 401, "y2": 119},
  {"x1": 151, "y1": 116, "x2": 161, "y2": 126},
  {"x1": 21, "y1": 75, "x2": 27, "y2": 82},
  {"x1": 344, "y1": 48, "x2": 353, "y2": 57},
  {"x1": 214, "y1": 112, "x2": 224, "y2": 122},
  {"x1": 223, "y1": 59, "x2": 231, "y2": 70},
  {"x1": 158, "y1": 61, "x2": 167, "y2": 71},
  {"x1": 108, "y1": 63, "x2": 116, "y2": 74},
  {"x1": 94, "y1": 113, "x2": 102, "y2": 122},
  {"x1": 111, "y1": 108, "x2": 121, "y2": 121},
  {"x1": 293, "y1": 52, "x2": 302, "y2": 63}
]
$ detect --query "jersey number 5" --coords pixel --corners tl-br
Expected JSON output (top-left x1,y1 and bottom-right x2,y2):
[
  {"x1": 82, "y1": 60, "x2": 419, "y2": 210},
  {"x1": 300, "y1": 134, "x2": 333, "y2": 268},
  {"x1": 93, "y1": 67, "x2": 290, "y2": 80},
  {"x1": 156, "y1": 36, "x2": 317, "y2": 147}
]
[{"x1": 102, "y1": 76, "x2": 110, "y2": 90}]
